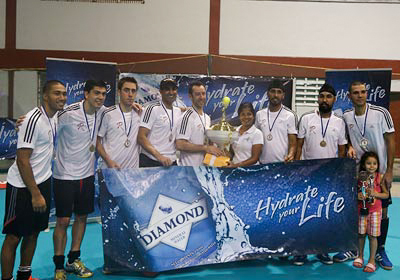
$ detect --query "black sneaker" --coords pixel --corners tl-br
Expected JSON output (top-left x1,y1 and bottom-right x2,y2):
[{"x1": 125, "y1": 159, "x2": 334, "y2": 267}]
[
  {"x1": 293, "y1": 255, "x2": 307, "y2": 266},
  {"x1": 317, "y1": 253, "x2": 333, "y2": 265}
]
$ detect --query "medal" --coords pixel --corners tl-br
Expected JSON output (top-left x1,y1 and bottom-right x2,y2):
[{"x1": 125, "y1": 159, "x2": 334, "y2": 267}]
[
  {"x1": 353, "y1": 104, "x2": 369, "y2": 150},
  {"x1": 83, "y1": 101, "x2": 97, "y2": 154},
  {"x1": 161, "y1": 102, "x2": 174, "y2": 143},
  {"x1": 89, "y1": 144, "x2": 95, "y2": 152},
  {"x1": 119, "y1": 105, "x2": 133, "y2": 148},
  {"x1": 360, "y1": 138, "x2": 368, "y2": 149},
  {"x1": 319, "y1": 111, "x2": 332, "y2": 149},
  {"x1": 267, "y1": 106, "x2": 283, "y2": 142}
]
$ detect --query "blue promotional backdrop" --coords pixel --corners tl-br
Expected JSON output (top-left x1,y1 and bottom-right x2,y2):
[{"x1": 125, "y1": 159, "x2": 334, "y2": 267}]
[
  {"x1": 120, "y1": 74, "x2": 293, "y2": 124},
  {"x1": 326, "y1": 69, "x2": 392, "y2": 115},
  {"x1": 0, "y1": 118, "x2": 17, "y2": 159},
  {"x1": 99, "y1": 158, "x2": 358, "y2": 273},
  {"x1": 46, "y1": 58, "x2": 117, "y2": 106}
]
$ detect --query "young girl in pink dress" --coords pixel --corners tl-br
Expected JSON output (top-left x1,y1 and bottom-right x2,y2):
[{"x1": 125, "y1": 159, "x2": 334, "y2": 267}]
[{"x1": 353, "y1": 151, "x2": 389, "y2": 273}]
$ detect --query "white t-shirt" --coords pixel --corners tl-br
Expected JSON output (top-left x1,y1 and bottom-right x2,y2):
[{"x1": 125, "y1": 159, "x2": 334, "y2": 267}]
[
  {"x1": 176, "y1": 108, "x2": 210, "y2": 166},
  {"x1": 255, "y1": 105, "x2": 298, "y2": 164},
  {"x1": 98, "y1": 105, "x2": 140, "y2": 168},
  {"x1": 53, "y1": 101, "x2": 105, "y2": 180},
  {"x1": 343, "y1": 103, "x2": 395, "y2": 173},
  {"x1": 232, "y1": 125, "x2": 264, "y2": 164},
  {"x1": 7, "y1": 107, "x2": 56, "y2": 188},
  {"x1": 140, "y1": 101, "x2": 181, "y2": 162},
  {"x1": 298, "y1": 109, "x2": 347, "y2": 160}
]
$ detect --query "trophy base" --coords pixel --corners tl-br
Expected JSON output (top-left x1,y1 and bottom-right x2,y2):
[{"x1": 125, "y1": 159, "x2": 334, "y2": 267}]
[
  {"x1": 203, "y1": 153, "x2": 230, "y2": 167},
  {"x1": 360, "y1": 207, "x2": 369, "y2": 216}
]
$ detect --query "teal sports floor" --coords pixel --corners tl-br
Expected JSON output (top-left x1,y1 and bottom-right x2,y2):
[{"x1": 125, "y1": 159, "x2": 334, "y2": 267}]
[{"x1": 1, "y1": 190, "x2": 399, "y2": 280}]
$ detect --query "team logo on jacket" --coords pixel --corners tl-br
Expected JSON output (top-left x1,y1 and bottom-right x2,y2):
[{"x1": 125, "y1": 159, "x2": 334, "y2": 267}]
[
  {"x1": 138, "y1": 194, "x2": 208, "y2": 251},
  {"x1": 77, "y1": 122, "x2": 85, "y2": 131}
]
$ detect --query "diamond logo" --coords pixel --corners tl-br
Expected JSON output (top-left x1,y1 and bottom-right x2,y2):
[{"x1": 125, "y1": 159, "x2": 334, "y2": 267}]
[{"x1": 138, "y1": 194, "x2": 208, "y2": 251}]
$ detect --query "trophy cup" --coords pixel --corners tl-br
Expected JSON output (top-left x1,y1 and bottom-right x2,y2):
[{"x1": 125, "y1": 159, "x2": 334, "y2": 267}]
[
  {"x1": 203, "y1": 97, "x2": 239, "y2": 167},
  {"x1": 358, "y1": 171, "x2": 370, "y2": 216}
]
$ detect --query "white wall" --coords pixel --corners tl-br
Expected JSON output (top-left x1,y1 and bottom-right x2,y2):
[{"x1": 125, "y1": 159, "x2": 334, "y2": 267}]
[
  {"x1": 0, "y1": 0, "x2": 5, "y2": 49},
  {"x1": 0, "y1": 71, "x2": 8, "y2": 117},
  {"x1": 220, "y1": 0, "x2": 400, "y2": 60},
  {"x1": 16, "y1": 0, "x2": 210, "y2": 54},
  {"x1": 13, "y1": 71, "x2": 38, "y2": 118}
]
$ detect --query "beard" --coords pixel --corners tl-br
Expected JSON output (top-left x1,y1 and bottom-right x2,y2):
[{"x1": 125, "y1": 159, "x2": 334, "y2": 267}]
[{"x1": 319, "y1": 103, "x2": 332, "y2": 114}]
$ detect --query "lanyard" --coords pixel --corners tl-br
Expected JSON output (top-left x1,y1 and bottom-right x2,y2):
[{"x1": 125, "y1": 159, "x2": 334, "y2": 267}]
[
  {"x1": 353, "y1": 104, "x2": 369, "y2": 138},
  {"x1": 40, "y1": 106, "x2": 57, "y2": 145},
  {"x1": 119, "y1": 104, "x2": 133, "y2": 137},
  {"x1": 320, "y1": 112, "x2": 332, "y2": 140},
  {"x1": 192, "y1": 107, "x2": 206, "y2": 131},
  {"x1": 267, "y1": 106, "x2": 283, "y2": 133},
  {"x1": 82, "y1": 101, "x2": 97, "y2": 143},
  {"x1": 161, "y1": 102, "x2": 174, "y2": 132}
]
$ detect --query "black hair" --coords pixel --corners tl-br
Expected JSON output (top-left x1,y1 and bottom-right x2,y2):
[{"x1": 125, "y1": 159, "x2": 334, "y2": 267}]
[
  {"x1": 188, "y1": 80, "x2": 205, "y2": 95},
  {"x1": 238, "y1": 102, "x2": 256, "y2": 121},
  {"x1": 118, "y1": 77, "x2": 138, "y2": 90},
  {"x1": 43, "y1": 80, "x2": 65, "y2": 94},
  {"x1": 84, "y1": 80, "x2": 107, "y2": 93},
  {"x1": 359, "y1": 151, "x2": 380, "y2": 173}
]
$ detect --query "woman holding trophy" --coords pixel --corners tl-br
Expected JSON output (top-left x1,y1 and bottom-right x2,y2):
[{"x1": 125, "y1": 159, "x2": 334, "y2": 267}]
[
  {"x1": 227, "y1": 102, "x2": 263, "y2": 168},
  {"x1": 354, "y1": 151, "x2": 389, "y2": 273}
]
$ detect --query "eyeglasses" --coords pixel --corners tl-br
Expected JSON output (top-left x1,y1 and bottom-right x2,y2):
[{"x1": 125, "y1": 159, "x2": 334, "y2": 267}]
[{"x1": 122, "y1": 88, "x2": 137, "y2": 94}]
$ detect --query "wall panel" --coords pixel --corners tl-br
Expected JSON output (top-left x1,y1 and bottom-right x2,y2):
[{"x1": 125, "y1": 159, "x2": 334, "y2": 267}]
[{"x1": 16, "y1": 0, "x2": 209, "y2": 54}]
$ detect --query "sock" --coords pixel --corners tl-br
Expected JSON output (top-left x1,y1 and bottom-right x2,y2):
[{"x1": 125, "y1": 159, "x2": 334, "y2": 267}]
[
  {"x1": 377, "y1": 217, "x2": 389, "y2": 249},
  {"x1": 53, "y1": 255, "x2": 65, "y2": 270},
  {"x1": 16, "y1": 266, "x2": 31, "y2": 280},
  {"x1": 67, "y1": 250, "x2": 80, "y2": 264}
]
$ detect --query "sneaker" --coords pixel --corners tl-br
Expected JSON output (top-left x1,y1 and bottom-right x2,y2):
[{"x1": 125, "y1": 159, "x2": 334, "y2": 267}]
[
  {"x1": 54, "y1": 269, "x2": 67, "y2": 280},
  {"x1": 333, "y1": 250, "x2": 357, "y2": 263},
  {"x1": 293, "y1": 255, "x2": 307, "y2": 266},
  {"x1": 65, "y1": 259, "x2": 94, "y2": 278},
  {"x1": 376, "y1": 248, "x2": 393, "y2": 270},
  {"x1": 317, "y1": 253, "x2": 333, "y2": 265},
  {"x1": 28, "y1": 276, "x2": 40, "y2": 280}
]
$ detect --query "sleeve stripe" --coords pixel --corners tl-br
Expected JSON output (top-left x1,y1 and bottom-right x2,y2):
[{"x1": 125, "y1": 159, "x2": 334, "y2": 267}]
[
  {"x1": 99, "y1": 106, "x2": 116, "y2": 130},
  {"x1": 179, "y1": 110, "x2": 193, "y2": 135},
  {"x1": 58, "y1": 104, "x2": 80, "y2": 117},
  {"x1": 283, "y1": 106, "x2": 299, "y2": 127},
  {"x1": 142, "y1": 103, "x2": 158, "y2": 124},
  {"x1": 23, "y1": 109, "x2": 42, "y2": 143},
  {"x1": 370, "y1": 106, "x2": 394, "y2": 129}
]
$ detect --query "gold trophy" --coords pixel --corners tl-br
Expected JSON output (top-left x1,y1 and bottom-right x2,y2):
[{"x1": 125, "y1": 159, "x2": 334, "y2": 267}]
[{"x1": 203, "y1": 97, "x2": 239, "y2": 167}]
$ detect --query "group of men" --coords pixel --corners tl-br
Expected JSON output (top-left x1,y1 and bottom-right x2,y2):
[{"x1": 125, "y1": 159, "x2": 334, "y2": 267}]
[{"x1": 1, "y1": 77, "x2": 395, "y2": 279}]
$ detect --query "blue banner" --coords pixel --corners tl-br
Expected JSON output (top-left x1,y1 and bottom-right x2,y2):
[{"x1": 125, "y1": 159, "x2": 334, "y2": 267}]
[
  {"x1": 120, "y1": 74, "x2": 293, "y2": 124},
  {"x1": 46, "y1": 58, "x2": 117, "y2": 106},
  {"x1": 99, "y1": 158, "x2": 358, "y2": 273},
  {"x1": 326, "y1": 69, "x2": 392, "y2": 114},
  {"x1": 0, "y1": 118, "x2": 17, "y2": 159}
]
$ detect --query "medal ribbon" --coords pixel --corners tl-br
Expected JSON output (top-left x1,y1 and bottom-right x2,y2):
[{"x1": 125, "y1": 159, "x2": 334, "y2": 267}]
[
  {"x1": 192, "y1": 107, "x2": 206, "y2": 132},
  {"x1": 161, "y1": 102, "x2": 174, "y2": 133},
  {"x1": 320, "y1": 111, "x2": 332, "y2": 141},
  {"x1": 353, "y1": 104, "x2": 369, "y2": 138},
  {"x1": 119, "y1": 104, "x2": 133, "y2": 137},
  {"x1": 82, "y1": 101, "x2": 97, "y2": 145},
  {"x1": 267, "y1": 106, "x2": 283, "y2": 133},
  {"x1": 40, "y1": 106, "x2": 57, "y2": 147}
]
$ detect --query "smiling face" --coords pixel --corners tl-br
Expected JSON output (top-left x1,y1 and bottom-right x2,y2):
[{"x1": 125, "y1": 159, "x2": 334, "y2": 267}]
[
  {"x1": 160, "y1": 87, "x2": 177, "y2": 107},
  {"x1": 239, "y1": 107, "x2": 255, "y2": 128},
  {"x1": 364, "y1": 156, "x2": 378, "y2": 175},
  {"x1": 43, "y1": 83, "x2": 67, "y2": 114},
  {"x1": 85, "y1": 86, "x2": 106, "y2": 110},
  {"x1": 190, "y1": 85, "x2": 206, "y2": 111}
]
